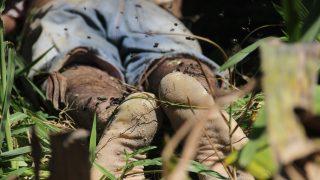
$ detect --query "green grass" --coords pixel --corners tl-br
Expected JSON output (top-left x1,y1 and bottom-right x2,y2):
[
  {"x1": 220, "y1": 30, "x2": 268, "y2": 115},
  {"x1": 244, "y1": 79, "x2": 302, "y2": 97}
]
[
  {"x1": 0, "y1": 9, "x2": 67, "y2": 177},
  {"x1": 0, "y1": 0, "x2": 319, "y2": 179}
]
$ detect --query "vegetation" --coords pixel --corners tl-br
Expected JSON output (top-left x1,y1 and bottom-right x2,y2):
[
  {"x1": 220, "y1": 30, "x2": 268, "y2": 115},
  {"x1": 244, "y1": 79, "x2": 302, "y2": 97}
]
[{"x1": 0, "y1": 0, "x2": 320, "y2": 179}]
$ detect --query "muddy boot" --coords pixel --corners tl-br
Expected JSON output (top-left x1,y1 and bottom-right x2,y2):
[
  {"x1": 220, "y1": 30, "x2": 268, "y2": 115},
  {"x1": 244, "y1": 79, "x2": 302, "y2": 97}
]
[
  {"x1": 91, "y1": 92, "x2": 161, "y2": 180},
  {"x1": 44, "y1": 65, "x2": 161, "y2": 179},
  {"x1": 146, "y1": 59, "x2": 253, "y2": 179},
  {"x1": 54, "y1": 65, "x2": 126, "y2": 130},
  {"x1": 159, "y1": 72, "x2": 252, "y2": 179}
]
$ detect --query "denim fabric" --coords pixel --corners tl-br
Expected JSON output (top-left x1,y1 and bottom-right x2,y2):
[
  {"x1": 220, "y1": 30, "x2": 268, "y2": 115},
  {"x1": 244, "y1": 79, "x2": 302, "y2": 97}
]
[{"x1": 23, "y1": 0, "x2": 220, "y2": 85}]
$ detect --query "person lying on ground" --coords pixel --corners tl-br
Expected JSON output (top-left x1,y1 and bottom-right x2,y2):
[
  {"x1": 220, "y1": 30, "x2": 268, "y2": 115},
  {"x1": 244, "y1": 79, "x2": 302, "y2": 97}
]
[{"x1": 2, "y1": 0, "x2": 253, "y2": 179}]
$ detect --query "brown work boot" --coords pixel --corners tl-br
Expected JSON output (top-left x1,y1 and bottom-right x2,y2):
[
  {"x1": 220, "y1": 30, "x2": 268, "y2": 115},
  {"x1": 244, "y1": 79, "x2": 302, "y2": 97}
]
[
  {"x1": 91, "y1": 92, "x2": 161, "y2": 180},
  {"x1": 43, "y1": 65, "x2": 161, "y2": 179},
  {"x1": 146, "y1": 58, "x2": 253, "y2": 179},
  {"x1": 43, "y1": 65, "x2": 127, "y2": 130}
]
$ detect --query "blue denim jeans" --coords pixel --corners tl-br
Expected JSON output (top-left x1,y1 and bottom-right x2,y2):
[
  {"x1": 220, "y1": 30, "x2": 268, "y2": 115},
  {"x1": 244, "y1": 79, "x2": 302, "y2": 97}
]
[{"x1": 22, "y1": 0, "x2": 220, "y2": 86}]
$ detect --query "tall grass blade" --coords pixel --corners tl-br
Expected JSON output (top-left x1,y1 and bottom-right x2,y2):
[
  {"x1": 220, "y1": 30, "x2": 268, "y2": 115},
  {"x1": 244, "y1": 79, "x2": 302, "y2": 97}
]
[
  {"x1": 189, "y1": 161, "x2": 227, "y2": 179},
  {"x1": 127, "y1": 146, "x2": 157, "y2": 159},
  {"x1": 281, "y1": 0, "x2": 308, "y2": 42},
  {"x1": 89, "y1": 114, "x2": 97, "y2": 163},
  {"x1": 11, "y1": 124, "x2": 33, "y2": 136},
  {"x1": 0, "y1": 28, "x2": 6, "y2": 100},
  {"x1": 93, "y1": 162, "x2": 116, "y2": 180},
  {"x1": 1, "y1": 167, "x2": 30, "y2": 180},
  {"x1": 302, "y1": 16, "x2": 320, "y2": 42},
  {"x1": 128, "y1": 157, "x2": 162, "y2": 167},
  {"x1": 24, "y1": 77, "x2": 46, "y2": 100},
  {"x1": 9, "y1": 112, "x2": 28, "y2": 124},
  {"x1": 219, "y1": 38, "x2": 269, "y2": 71},
  {"x1": 301, "y1": 0, "x2": 320, "y2": 42},
  {"x1": 0, "y1": 146, "x2": 32, "y2": 159},
  {"x1": 16, "y1": 46, "x2": 54, "y2": 76},
  {"x1": 1, "y1": 48, "x2": 16, "y2": 167},
  {"x1": 301, "y1": 0, "x2": 320, "y2": 39}
]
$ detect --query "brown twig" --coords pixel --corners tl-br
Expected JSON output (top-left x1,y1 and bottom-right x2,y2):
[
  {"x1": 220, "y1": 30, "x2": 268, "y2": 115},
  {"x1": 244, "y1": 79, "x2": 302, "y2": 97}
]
[{"x1": 240, "y1": 24, "x2": 282, "y2": 46}]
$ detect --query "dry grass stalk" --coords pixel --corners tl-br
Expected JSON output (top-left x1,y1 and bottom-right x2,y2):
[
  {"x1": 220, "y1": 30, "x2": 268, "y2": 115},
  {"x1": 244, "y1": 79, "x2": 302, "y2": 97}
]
[{"x1": 162, "y1": 103, "x2": 236, "y2": 179}]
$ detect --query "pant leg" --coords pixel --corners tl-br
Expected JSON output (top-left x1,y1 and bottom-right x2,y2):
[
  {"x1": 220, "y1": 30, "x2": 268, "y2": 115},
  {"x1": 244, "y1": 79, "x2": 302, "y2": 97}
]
[
  {"x1": 101, "y1": 0, "x2": 221, "y2": 86},
  {"x1": 21, "y1": 0, "x2": 220, "y2": 85},
  {"x1": 21, "y1": 0, "x2": 124, "y2": 80}
]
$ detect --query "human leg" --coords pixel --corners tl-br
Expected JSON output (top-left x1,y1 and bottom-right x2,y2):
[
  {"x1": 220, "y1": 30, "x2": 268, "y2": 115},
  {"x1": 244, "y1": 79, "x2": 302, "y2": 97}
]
[
  {"x1": 91, "y1": 92, "x2": 161, "y2": 180},
  {"x1": 21, "y1": 0, "x2": 165, "y2": 178},
  {"x1": 43, "y1": 64, "x2": 161, "y2": 180},
  {"x1": 59, "y1": 65, "x2": 125, "y2": 129},
  {"x1": 107, "y1": 0, "x2": 250, "y2": 178},
  {"x1": 145, "y1": 59, "x2": 252, "y2": 179}
]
